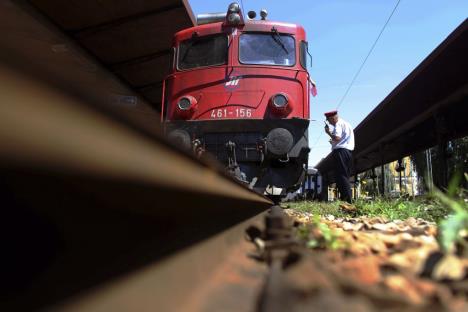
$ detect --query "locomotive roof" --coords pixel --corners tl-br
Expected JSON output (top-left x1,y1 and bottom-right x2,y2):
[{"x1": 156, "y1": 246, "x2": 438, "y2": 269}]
[{"x1": 174, "y1": 20, "x2": 306, "y2": 40}]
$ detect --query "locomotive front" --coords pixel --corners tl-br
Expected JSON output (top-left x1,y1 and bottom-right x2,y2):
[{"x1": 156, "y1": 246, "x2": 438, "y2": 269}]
[{"x1": 163, "y1": 3, "x2": 312, "y2": 196}]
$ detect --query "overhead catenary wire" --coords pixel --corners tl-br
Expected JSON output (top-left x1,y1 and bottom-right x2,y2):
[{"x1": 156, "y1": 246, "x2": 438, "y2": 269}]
[
  {"x1": 310, "y1": 0, "x2": 401, "y2": 152},
  {"x1": 336, "y1": 0, "x2": 401, "y2": 110},
  {"x1": 240, "y1": 0, "x2": 245, "y2": 16}
]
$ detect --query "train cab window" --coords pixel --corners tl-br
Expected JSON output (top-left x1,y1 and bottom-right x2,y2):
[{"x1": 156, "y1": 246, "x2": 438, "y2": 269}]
[
  {"x1": 300, "y1": 41, "x2": 308, "y2": 69},
  {"x1": 178, "y1": 34, "x2": 228, "y2": 70},
  {"x1": 239, "y1": 33, "x2": 295, "y2": 66}
]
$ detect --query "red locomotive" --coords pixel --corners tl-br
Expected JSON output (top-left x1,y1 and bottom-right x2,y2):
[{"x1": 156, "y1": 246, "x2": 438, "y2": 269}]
[{"x1": 163, "y1": 3, "x2": 313, "y2": 196}]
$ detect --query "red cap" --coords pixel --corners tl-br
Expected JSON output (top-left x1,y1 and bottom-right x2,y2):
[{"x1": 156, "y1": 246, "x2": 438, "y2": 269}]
[{"x1": 324, "y1": 110, "x2": 338, "y2": 117}]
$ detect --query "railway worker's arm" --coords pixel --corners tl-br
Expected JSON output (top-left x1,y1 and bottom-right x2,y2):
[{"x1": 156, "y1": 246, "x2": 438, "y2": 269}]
[{"x1": 325, "y1": 123, "x2": 342, "y2": 143}]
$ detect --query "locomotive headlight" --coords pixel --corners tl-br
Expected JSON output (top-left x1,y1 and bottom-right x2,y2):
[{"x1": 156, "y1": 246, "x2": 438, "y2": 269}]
[
  {"x1": 272, "y1": 93, "x2": 288, "y2": 108},
  {"x1": 225, "y1": 3, "x2": 243, "y2": 26},
  {"x1": 178, "y1": 97, "x2": 191, "y2": 110},
  {"x1": 227, "y1": 13, "x2": 240, "y2": 24},
  {"x1": 228, "y1": 2, "x2": 240, "y2": 13},
  {"x1": 269, "y1": 93, "x2": 292, "y2": 116},
  {"x1": 176, "y1": 95, "x2": 197, "y2": 119}
]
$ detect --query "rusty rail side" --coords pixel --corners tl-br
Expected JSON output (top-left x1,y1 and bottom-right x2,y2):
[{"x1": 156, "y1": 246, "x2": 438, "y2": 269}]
[
  {"x1": 0, "y1": 60, "x2": 271, "y2": 310},
  {"x1": 52, "y1": 211, "x2": 269, "y2": 312}
]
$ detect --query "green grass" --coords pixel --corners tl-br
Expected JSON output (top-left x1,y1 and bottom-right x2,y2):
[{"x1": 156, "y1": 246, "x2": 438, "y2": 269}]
[
  {"x1": 287, "y1": 173, "x2": 468, "y2": 254},
  {"x1": 355, "y1": 196, "x2": 451, "y2": 222},
  {"x1": 286, "y1": 200, "x2": 345, "y2": 217},
  {"x1": 285, "y1": 196, "x2": 452, "y2": 222},
  {"x1": 434, "y1": 173, "x2": 468, "y2": 253}
]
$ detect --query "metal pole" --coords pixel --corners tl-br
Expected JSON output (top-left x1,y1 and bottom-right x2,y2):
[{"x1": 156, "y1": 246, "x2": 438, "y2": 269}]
[
  {"x1": 372, "y1": 167, "x2": 378, "y2": 197},
  {"x1": 321, "y1": 174, "x2": 329, "y2": 201},
  {"x1": 399, "y1": 170, "x2": 402, "y2": 193},
  {"x1": 425, "y1": 149, "x2": 434, "y2": 192},
  {"x1": 403, "y1": 158, "x2": 407, "y2": 194},
  {"x1": 381, "y1": 164, "x2": 385, "y2": 196},
  {"x1": 438, "y1": 141, "x2": 448, "y2": 188},
  {"x1": 397, "y1": 159, "x2": 403, "y2": 193},
  {"x1": 380, "y1": 144, "x2": 385, "y2": 196},
  {"x1": 354, "y1": 174, "x2": 358, "y2": 201}
]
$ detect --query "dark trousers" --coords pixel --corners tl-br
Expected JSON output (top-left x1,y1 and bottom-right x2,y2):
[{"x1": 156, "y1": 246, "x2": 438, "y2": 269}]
[{"x1": 332, "y1": 148, "x2": 353, "y2": 203}]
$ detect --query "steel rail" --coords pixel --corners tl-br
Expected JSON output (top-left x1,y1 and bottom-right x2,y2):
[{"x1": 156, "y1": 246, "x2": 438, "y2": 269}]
[
  {"x1": 52, "y1": 211, "x2": 270, "y2": 312},
  {"x1": 0, "y1": 59, "x2": 271, "y2": 310},
  {"x1": 0, "y1": 2, "x2": 275, "y2": 310},
  {"x1": 0, "y1": 63, "x2": 270, "y2": 201}
]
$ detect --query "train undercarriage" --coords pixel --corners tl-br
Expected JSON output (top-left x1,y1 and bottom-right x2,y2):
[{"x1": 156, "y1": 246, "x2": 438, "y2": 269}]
[{"x1": 166, "y1": 118, "x2": 310, "y2": 196}]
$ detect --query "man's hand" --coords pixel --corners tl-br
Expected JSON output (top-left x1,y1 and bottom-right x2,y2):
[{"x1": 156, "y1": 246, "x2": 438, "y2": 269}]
[{"x1": 324, "y1": 124, "x2": 331, "y2": 135}]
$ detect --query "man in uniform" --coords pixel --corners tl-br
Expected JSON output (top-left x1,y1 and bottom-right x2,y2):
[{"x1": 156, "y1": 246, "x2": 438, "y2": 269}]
[{"x1": 324, "y1": 110, "x2": 354, "y2": 203}]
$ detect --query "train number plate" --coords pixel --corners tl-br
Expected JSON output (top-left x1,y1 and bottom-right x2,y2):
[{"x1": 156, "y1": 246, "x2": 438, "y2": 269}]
[{"x1": 210, "y1": 108, "x2": 252, "y2": 119}]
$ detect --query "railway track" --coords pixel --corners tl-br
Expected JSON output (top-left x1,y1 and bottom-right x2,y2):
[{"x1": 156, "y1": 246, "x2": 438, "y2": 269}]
[
  {"x1": 0, "y1": 56, "x2": 275, "y2": 311},
  {"x1": 0, "y1": 4, "x2": 289, "y2": 310},
  {"x1": 1, "y1": 55, "x2": 465, "y2": 311},
  {"x1": 1, "y1": 2, "x2": 467, "y2": 311}
]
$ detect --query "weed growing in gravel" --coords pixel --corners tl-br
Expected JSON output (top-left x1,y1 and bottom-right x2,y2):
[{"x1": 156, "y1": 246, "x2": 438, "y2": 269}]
[
  {"x1": 285, "y1": 196, "x2": 451, "y2": 222},
  {"x1": 296, "y1": 215, "x2": 346, "y2": 250},
  {"x1": 435, "y1": 173, "x2": 468, "y2": 254},
  {"x1": 286, "y1": 200, "x2": 346, "y2": 217},
  {"x1": 353, "y1": 197, "x2": 450, "y2": 222},
  {"x1": 287, "y1": 173, "x2": 468, "y2": 257}
]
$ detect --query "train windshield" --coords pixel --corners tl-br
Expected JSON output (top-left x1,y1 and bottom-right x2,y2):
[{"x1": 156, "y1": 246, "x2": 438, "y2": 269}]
[
  {"x1": 239, "y1": 33, "x2": 295, "y2": 66},
  {"x1": 178, "y1": 34, "x2": 228, "y2": 70}
]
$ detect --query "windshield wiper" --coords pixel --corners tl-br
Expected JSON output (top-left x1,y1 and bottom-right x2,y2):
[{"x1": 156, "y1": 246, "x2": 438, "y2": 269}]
[
  {"x1": 271, "y1": 27, "x2": 288, "y2": 54},
  {"x1": 181, "y1": 33, "x2": 201, "y2": 62}
]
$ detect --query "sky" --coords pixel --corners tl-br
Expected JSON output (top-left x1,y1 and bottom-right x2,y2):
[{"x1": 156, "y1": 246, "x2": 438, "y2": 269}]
[{"x1": 188, "y1": 0, "x2": 468, "y2": 166}]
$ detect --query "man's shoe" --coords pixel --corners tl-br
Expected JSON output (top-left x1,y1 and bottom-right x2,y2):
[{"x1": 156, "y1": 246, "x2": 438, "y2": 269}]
[{"x1": 339, "y1": 202, "x2": 357, "y2": 212}]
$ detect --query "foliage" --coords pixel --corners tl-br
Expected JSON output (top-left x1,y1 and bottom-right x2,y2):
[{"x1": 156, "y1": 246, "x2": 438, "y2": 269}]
[
  {"x1": 296, "y1": 215, "x2": 346, "y2": 250},
  {"x1": 288, "y1": 172, "x2": 468, "y2": 254},
  {"x1": 286, "y1": 195, "x2": 451, "y2": 223},
  {"x1": 288, "y1": 200, "x2": 346, "y2": 217},
  {"x1": 434, "y1": 172, "x2": 468, "y2": 253},
  {"x1": 353, "y1": 196, "x2": 449, "y2": 222}
]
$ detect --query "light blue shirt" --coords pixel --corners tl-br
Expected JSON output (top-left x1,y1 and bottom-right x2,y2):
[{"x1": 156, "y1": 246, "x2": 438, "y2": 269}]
[{"x1": 331, "y1": 118, "x2": 354, "y2": 151}]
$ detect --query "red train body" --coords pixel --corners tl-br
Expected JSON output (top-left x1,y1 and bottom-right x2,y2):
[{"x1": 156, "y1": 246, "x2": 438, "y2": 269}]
[{"x1": 163, "y1": 3, "x2": 312, "y2": 195}]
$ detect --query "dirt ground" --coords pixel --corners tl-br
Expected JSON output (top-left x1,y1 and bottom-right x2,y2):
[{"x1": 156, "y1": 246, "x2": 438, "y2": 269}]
[{"x1": 280, "y1": 209, "x2": 468, "y2": 312}]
